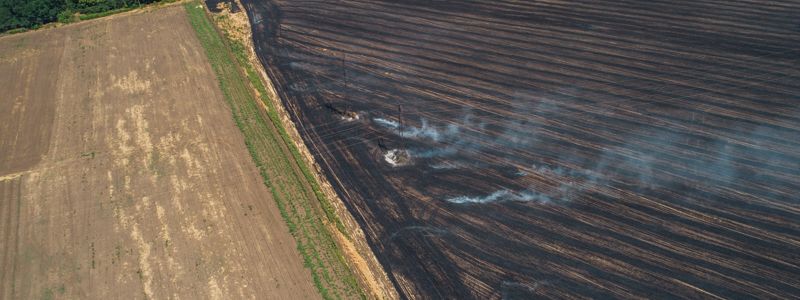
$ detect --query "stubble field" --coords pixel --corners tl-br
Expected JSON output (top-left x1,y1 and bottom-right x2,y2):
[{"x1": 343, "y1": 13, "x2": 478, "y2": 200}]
[
  {"x1": 0, "y1": 5, "x2": 319, "y2": 299},
  {"x1": 241, "y1": 0, "x2": 800, "y2": 298}
]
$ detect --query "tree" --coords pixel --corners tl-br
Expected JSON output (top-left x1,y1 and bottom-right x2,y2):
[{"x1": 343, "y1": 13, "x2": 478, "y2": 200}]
[
  {"x1": 1, "y1": 0, "x2": 165, "y2": 32},
  {"x1": 0, "y1": 0, "x2": 66, "y2": 31}
]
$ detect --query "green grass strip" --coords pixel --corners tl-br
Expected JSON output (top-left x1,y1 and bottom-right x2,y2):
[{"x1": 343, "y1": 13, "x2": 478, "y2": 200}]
[
  {"x1": 77, "y1": 7, "x2": 136, "y2": 21},
  {"x1": 228, "y1": 35, "x2": 350, "y2": 239},
  {"x1": 184, "y1": 2, "x2": 364, "y2": 299},
  {"x1": 4, "y1": 28, "x2": 29, "y2": 35}
]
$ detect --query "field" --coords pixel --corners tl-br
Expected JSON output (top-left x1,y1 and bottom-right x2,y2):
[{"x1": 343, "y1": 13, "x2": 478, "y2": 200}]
[
  {"x1": 0, "y1": 5, "x2": 321, "y2": 299},
  {"x1": 241, "y1": 0, "x2": 800, "y2": 298}
]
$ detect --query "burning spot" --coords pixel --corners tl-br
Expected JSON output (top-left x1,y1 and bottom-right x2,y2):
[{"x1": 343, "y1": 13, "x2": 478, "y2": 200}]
[
  {"x1": 324, "y1": 103, "x2": 361, "y2": 122},
  {"x1": 384, "y1": 149, "x2": 412, "y2": 167},
  {"x1": 340, "y1": 111, "x2": 360, "y2": 121}
]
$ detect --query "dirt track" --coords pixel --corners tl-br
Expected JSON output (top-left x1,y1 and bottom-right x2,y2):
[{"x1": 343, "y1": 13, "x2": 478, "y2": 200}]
[
  {"x1": 241, "y1": 0, "x2": 800, "y2": 298},
  {"x1": 0, "y1": 6, "x2": 319, "y2": 299}
]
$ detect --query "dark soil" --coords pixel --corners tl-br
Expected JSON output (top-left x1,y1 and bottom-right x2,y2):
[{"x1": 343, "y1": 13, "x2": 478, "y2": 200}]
[{"x1": 241, "y1": 0, "x2": 800, "y2": 298}]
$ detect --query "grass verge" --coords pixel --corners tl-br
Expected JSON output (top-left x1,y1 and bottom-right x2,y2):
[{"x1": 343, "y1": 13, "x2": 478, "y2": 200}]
[
  {"x1": 4, "y1": 28, "x2": 28, "y2": 35},
  {"x1": 184, "y1": 2, "x2": 364, "y2": 299},
  {"x1": 77, "y1": 7, "x2": 137, "y2": 21}
]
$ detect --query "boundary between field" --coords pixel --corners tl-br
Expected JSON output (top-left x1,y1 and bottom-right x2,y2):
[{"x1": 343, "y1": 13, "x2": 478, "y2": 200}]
[
  {"x1": 184, "y1": 2, "x2": 396, "y2": 299},
  {"x1": 204, "y1": 1, "x2": 401, "y2": 298}
]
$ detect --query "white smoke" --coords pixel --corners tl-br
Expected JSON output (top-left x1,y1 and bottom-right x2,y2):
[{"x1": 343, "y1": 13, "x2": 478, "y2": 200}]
[
  {"x1": 447, "y1": 188, "x2": 552, "y2": 204},
  {"x1": 429, "y1": 161, "x2": 465, "y2": 170},
  {"x1": 410, "y1": 147, "x2": 459, "y2": 158},
  {"x1": 384, "y1": 149, "x2": 411, "y2": 167},
  {"x1": 373, "y1": 117, "x2": 459, "y2": 142},
  {"x1": 530, "y1": 164, "x2": 568, "y2": 176},
  {"x1": 373, "y1": 117, "x2": 398, "y2": 128}
]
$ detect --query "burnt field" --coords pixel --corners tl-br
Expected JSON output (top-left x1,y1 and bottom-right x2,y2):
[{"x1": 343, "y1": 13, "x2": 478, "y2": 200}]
[{"x1": 240, "y1": 0, "x2": 800, "y2": 298}]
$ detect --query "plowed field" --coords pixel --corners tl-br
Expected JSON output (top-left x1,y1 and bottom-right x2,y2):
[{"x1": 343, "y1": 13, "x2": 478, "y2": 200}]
[
  {"x1": 241, "y1": 0, "x2": 800, "y2": 298},
  {"x1": 0, "y1": 6, "x2": 318, "y2": 299}
]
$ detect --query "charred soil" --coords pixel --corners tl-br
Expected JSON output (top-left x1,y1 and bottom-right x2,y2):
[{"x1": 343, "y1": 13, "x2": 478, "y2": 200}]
[{"x1": 241, "y1": 0, "x2": 800, "y2": 299}]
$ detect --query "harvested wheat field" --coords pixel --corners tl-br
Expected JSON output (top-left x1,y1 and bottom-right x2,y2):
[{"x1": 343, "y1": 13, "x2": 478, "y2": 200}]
[{"x1": 0, "y1": 5, "x2": 319, "y2": 299}]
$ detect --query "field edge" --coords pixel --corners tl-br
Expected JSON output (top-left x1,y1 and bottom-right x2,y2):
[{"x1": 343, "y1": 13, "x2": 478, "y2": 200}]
[{"x1": 184, "y1": 2, "x2": 397, "y2": 299}]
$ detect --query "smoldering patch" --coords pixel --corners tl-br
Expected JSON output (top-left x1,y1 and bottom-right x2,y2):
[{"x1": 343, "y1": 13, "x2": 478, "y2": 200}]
[
  {"x1": 323, "y1": 103, "x2": 362, "y2": 122},
  {"x1": 384, "y1": 149, "x2": 412, "y2": 167}
]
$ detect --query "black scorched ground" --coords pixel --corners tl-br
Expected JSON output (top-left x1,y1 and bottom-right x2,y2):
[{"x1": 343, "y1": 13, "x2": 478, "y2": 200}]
[{"x1": 240, "y1": 0, "x2": 800, "y2": 298}]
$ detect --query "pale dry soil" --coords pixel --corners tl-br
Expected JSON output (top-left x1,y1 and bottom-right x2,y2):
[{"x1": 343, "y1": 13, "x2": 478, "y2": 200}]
[
  {"x1": 0, "y1": 6, "x2": 319, "y2": 299},
  {"x1": 211, "y1": 2, "x2": 398, "y2": 298}
]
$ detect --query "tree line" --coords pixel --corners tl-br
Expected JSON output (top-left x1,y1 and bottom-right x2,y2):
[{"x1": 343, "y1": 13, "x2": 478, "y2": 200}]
[{"x1": 1, "y1": 0, "x2": 165, "y2": 32}]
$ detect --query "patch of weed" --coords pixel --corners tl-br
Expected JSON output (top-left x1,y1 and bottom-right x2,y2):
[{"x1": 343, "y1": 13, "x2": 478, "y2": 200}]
[{"x1": 184, "y1": 2, "x2": 365, "y2": 298}]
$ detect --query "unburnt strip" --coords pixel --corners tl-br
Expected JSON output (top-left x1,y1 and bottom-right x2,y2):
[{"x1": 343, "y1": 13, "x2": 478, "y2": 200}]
[{"x1": 184, "y1": 2, "x2": 365, "y2": 299}]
